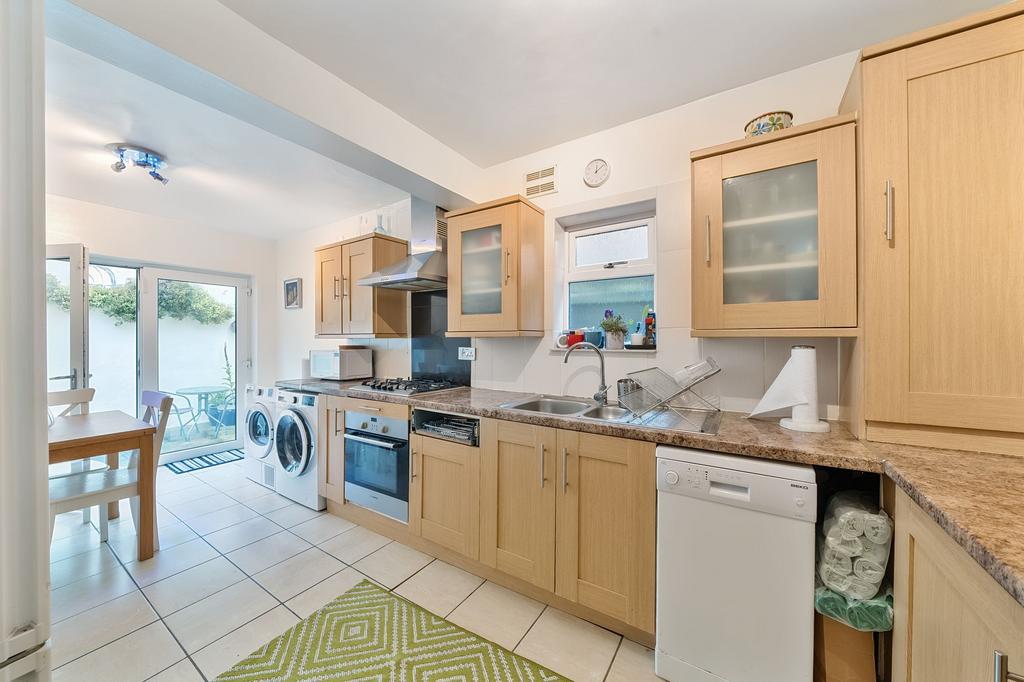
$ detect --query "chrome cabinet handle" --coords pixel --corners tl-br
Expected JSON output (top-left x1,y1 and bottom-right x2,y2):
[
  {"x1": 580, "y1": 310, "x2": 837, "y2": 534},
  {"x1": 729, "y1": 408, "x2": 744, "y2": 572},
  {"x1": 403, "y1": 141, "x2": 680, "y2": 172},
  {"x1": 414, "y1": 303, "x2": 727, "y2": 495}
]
[
  {"x1": 355, "y1": 405, "x2": 381, "y2": 412},
  {"x1": 884, "y1": 180, "x2": 894, "y2": 242},
  {"x1": 995, "y1": 651, "x2": 1024, "y2": 682},
  {"x1": 333, "y1": 408, "x2": 342, "y2": 436},
  {"x1": 333, "y1": 276, "x2": 341, "y2": 299},
  {"x1": 504, "y1": 249, "x2": 512, "y2": 284},
  {"x1": 538, "y1": 443, "x2": 546, "y2": 487},
  {"x1": 342, "y1": 277, "x2": 348, "y2": 297},
  {"x1": 704, "y1": 215, "x2": 711, "y2": 264},
  {"x1": 411, "y1": 450, "x2": 417, "y2": 479},
  {"x1": 562, "y1": 447, "x2": 568, "y2": 493},
  {"x1": 343, "y1": 433, "x2": 400, "y2": 449}
]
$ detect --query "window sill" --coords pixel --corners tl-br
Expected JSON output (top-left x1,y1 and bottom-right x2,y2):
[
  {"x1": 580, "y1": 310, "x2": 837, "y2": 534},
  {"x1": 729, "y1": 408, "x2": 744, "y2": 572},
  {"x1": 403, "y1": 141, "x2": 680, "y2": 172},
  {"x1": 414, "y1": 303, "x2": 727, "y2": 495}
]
[{"x1": 548, "y1": 347, "x2": 657, "y2": 355}]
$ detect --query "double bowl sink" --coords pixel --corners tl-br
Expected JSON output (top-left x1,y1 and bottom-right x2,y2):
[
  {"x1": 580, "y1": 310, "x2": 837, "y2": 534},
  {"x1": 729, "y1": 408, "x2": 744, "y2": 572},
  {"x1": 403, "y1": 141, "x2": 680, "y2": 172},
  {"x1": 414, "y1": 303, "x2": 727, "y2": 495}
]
[{"x1": 498, "y1": 395, "x2": 633, "y2": 422}]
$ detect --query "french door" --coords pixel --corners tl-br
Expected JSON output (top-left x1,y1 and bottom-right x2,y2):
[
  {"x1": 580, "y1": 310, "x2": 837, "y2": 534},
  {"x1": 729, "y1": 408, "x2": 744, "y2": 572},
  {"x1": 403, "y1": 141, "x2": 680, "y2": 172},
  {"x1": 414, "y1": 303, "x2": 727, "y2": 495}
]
[{"x1": 45, "y1": 244, "x2": 88, "y2": 393}]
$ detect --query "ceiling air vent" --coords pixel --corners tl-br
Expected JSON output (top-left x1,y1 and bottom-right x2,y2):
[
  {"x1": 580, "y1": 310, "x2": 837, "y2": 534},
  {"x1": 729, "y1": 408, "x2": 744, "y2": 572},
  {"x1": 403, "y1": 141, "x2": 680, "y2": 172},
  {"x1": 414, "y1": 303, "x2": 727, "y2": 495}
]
[{"x1": 524, "y1": 165, "x2": 557, "y2": 198}]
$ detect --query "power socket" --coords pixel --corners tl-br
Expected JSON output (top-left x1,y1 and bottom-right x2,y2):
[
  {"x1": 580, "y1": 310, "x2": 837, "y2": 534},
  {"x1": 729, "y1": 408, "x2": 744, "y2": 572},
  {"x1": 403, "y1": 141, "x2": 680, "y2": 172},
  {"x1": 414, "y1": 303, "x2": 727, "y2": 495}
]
[{"x1": 458, "y1": 346, "x2": 476, "y2": 361}]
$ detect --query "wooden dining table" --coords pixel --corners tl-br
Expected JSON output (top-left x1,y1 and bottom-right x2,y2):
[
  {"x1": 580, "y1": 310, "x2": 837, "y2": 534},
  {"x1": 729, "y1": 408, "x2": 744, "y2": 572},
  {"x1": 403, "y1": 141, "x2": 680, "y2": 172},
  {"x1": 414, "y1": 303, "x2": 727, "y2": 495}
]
[{"x1": 48, "y1": 410, "x2": 157, "y2": 561}]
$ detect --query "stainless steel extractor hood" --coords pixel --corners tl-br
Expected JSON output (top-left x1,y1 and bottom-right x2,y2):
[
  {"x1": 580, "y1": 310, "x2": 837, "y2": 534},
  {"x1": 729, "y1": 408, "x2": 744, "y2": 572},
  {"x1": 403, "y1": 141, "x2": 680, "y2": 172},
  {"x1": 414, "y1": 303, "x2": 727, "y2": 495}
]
[{"x1": 358, "y1": 200, "x2": 448, "y2": 291}]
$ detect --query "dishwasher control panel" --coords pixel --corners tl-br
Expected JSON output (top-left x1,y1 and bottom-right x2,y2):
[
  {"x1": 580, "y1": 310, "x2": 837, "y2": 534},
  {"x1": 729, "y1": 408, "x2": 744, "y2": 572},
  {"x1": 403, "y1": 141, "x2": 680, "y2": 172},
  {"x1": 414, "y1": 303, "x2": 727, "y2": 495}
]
[{"x1": 657, "y1": 458, "x2": 816, "y2": 523}]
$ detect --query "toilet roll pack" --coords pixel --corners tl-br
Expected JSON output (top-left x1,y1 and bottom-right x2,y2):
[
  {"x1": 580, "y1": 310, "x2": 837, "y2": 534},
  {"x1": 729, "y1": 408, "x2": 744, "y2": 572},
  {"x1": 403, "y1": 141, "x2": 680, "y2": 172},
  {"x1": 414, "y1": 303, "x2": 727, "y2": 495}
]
[{"x1": 748, "y1": 344, "x2": 830, "y2": 432}]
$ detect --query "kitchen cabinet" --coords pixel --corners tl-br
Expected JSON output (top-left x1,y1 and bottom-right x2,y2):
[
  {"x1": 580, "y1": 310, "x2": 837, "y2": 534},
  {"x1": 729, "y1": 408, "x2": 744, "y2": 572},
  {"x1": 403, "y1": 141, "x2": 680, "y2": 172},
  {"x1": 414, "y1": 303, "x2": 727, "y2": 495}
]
[
  {"x1": 479, "y1": 419, "x2": 556, "y2": 590},
  {"x1": 409, "y1": 433, "x2": 480, "y2": 560},
  {"x1": 446, "y1": 196, "x2": 545, "y2": 337},
  {"x1": 892, "y1": 488, "x2": 1024, "y2": 681},
  {"x1": 317, "y1": 395, "x2": 345, "y2": 504},
  {"x1": 690, "y1": 115, "x2": 857, "y2": 336},
  {"x1": 314, "y1": 234, "x2": 408, "y2": 338},
  {"x1": 555, "y1": 430, "x2": 656, "y2": 631},
  {"x1": 858, "y1": 14, "x2": 1024, "y2": 451}
]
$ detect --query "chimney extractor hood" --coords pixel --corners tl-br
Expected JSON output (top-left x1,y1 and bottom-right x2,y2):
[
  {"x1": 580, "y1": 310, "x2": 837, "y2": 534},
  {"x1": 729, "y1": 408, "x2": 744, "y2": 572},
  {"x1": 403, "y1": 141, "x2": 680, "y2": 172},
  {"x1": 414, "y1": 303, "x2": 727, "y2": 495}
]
[{"x1": 358, "y1": 201, "x2": 449, "y2": 291}]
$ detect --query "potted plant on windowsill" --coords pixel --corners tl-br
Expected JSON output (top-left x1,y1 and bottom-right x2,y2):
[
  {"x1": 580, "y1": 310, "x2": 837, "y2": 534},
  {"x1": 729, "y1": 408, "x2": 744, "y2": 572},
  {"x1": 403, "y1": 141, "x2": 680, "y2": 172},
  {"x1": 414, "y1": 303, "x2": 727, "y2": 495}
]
[{"x1": 600, "y1": 309, "x2": 628, "y2": 350}]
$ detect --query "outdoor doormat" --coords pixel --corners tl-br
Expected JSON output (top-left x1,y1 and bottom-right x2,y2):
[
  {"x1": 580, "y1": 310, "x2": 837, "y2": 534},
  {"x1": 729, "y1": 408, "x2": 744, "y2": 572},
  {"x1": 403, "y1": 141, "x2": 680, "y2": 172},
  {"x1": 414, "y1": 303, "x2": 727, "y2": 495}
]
[
  {"x1": 215, "y1": 579, "x2": 568, "y2": 681},
  {"x1": 164, "y1": 448, "x2": 244, "y2": 474}
]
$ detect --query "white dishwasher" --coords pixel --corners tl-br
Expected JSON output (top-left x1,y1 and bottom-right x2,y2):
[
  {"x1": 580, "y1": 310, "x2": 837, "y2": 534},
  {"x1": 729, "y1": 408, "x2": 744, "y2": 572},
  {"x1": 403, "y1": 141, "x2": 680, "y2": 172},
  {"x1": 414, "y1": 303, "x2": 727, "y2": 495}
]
[{"x1": 655, "y1": 446, "x2": 817, "y2": 682}]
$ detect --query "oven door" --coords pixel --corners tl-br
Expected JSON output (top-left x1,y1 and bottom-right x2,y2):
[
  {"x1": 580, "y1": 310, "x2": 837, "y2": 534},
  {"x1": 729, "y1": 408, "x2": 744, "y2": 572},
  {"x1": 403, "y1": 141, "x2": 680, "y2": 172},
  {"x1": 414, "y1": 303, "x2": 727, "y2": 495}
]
[{"x1": 343, "y1": 429, "x2": 409, "y2": 513}]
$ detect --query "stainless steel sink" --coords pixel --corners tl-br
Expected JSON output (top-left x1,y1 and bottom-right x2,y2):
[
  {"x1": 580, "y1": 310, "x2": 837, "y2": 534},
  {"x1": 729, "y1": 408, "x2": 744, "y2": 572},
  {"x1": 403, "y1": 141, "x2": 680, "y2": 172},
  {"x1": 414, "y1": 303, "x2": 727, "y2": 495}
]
[
  {"x1": 499, "y1": 396, "x2": 592, "y2": 415},
  {"x1": 580, "y1": 405, "x2": 633, "y2": 422}
]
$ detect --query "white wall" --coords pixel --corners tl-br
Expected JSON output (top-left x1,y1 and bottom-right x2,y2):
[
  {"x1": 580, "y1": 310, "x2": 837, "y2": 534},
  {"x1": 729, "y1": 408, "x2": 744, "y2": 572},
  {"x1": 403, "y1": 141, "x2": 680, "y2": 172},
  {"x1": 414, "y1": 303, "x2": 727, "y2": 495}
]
[
  {"x1": 45, "y1": 194, "x2": 278, "y2": 385},
  {"x1": 274, "y1": 197, "x2": 414, "y2": 380},
  {"x1": 467, "y1": 52, "x2": 858, "y2": 414}
]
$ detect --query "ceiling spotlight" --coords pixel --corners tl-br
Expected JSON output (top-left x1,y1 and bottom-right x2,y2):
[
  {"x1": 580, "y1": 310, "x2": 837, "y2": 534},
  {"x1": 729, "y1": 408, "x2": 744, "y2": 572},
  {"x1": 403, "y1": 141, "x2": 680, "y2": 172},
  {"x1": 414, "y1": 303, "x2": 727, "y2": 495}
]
[{"x1": 106, "y1": 144, "x2": 170, "y2": 185}]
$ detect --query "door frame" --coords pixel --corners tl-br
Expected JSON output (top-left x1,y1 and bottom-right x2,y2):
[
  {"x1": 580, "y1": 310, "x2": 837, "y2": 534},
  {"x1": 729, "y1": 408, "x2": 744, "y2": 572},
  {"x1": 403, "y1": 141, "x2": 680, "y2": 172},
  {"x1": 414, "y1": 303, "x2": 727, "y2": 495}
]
[
  {"x1": 139, "y1": 267, "x2": 252, "y2": 462},
  {"x1": 45, "y1": 243, "x2": 89, "y2": 391}
]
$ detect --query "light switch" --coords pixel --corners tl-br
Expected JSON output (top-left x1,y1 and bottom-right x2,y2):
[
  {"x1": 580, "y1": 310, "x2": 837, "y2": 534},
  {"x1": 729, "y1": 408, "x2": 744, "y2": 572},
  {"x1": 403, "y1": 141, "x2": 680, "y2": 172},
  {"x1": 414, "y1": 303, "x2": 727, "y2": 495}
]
[{"x1": 458, "y1": 346, "x2": 476, "y2": 361}]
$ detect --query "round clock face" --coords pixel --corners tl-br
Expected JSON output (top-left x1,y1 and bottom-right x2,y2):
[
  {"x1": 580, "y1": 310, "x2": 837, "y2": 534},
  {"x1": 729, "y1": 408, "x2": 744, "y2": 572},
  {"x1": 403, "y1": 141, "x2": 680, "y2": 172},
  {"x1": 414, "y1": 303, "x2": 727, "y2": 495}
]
[{"x1": 584, "y1": 158, "x2": 610, "y2": 187}]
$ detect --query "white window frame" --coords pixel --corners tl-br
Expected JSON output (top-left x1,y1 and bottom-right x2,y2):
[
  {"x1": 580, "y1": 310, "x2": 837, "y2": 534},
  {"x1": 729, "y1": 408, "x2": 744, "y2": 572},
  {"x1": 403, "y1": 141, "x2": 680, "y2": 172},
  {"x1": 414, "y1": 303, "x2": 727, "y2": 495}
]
[{"x1": 565, "y1": 217, "x2": 656, "y2": 329}]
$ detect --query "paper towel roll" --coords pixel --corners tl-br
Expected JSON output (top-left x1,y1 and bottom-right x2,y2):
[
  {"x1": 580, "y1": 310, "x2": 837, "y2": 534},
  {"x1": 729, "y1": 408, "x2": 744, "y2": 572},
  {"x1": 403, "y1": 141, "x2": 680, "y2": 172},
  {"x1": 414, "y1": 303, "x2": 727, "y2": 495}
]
[{"x1": 748, "y1": 345, "x2": 829, "y2": 433}]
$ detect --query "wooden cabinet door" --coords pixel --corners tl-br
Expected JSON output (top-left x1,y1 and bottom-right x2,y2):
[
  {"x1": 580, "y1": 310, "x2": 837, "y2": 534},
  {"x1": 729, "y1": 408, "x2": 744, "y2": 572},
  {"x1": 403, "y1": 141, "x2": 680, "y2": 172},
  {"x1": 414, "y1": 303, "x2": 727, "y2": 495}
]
[
  {"x1": 893, "y1": 489, "x2": 1024, "y2": 681},
  {"x1": 863, "y1": 19, "x2": 1024, "y2": 432},
  {"x1": 408, "y1": 434, "x2": 480, "y2": 560},
  {"x1": 317, "y1": 396, "x2": 345, "y2": 503},
  {"x1": 479, "y1": 419, "x2": 555, "y2": 590},
  {"x1": 448, "y1": 204, "x2": 520, "y2": 333},
  {"x1": 315, "y1": 246, "x2": 343, "y2": 336},
  {"x1": 691, "y1": 124, "x2": 856, "y2": 331},
  {"x1": 555, "y1": 431, "x2": 656, "y2": 630},
  {"x1": 342, "y1": 239, "x2": 374, "y2": 335}
]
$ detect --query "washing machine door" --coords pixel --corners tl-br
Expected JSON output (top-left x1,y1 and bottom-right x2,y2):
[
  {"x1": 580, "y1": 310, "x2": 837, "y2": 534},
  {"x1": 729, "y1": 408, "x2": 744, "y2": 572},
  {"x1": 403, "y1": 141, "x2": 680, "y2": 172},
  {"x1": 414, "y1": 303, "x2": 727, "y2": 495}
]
[
  {"x1": 246, "y1": 405, "x2": 274, "y2": 459},
  {"x1": 275, "y1": 409, "x2": 311, "y2": 477}
]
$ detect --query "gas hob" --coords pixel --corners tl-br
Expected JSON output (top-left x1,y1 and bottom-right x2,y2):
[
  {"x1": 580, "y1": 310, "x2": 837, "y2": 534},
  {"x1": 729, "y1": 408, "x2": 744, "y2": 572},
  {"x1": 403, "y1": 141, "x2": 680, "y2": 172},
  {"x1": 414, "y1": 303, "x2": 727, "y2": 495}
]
[{"x1": 349, "y1": 377, "x2": 462, "y2": 396}]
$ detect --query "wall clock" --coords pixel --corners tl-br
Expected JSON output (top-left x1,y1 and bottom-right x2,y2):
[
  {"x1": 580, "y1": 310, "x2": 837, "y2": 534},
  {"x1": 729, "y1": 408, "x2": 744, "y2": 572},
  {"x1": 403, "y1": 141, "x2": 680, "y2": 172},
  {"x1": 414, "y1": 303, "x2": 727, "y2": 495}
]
[{"x1": 583, "y1": 158, "x2": 610, "y2": 187}]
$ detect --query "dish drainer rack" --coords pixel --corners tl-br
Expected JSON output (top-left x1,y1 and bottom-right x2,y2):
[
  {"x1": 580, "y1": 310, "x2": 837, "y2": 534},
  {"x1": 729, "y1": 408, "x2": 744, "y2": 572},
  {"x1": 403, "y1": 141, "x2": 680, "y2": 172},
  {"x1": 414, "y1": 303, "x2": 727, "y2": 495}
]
[{"x1": 618, "y1": 358, "x2": 722, "y2": 421}]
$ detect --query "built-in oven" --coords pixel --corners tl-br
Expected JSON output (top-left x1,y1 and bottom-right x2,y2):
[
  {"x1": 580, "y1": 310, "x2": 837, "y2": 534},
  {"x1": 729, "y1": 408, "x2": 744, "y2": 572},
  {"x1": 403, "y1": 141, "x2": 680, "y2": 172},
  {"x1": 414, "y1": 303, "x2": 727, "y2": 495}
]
[{"x1": 343, "y1": 409, "x2": 409, "y2": 523}]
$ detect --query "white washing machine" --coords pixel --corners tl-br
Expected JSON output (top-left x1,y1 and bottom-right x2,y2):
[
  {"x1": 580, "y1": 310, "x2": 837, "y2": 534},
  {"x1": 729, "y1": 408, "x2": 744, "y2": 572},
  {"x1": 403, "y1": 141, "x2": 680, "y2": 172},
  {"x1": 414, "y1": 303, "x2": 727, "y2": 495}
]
[
  {"x1": 243, "y1": 385, "x2": 277, "y2": 490},
  {"x1": 273, "y1": 389, "x2": 326, "y2": 511}
]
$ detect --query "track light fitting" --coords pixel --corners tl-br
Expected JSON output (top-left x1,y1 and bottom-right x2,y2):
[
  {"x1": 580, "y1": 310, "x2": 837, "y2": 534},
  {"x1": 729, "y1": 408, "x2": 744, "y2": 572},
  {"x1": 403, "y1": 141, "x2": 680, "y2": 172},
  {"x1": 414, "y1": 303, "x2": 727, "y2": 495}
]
[{"x1": 106, "y1": 144, "x2": 169, "y2": 185}]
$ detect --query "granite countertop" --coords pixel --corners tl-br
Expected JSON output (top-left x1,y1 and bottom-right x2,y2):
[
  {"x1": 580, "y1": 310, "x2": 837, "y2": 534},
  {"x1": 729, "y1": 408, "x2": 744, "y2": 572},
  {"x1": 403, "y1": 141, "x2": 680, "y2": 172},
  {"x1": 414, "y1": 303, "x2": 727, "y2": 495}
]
[{"x1": 277, "y1": 378, "x2": 1024, "y2": 608}]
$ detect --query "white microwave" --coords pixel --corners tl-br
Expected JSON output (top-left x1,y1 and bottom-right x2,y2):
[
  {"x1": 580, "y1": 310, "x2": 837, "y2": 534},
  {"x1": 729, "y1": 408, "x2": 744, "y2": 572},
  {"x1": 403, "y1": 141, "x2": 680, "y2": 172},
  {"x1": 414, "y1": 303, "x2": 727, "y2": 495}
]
[{"x1": 309, "y1": 346, "x2": 373, "y2": 381}]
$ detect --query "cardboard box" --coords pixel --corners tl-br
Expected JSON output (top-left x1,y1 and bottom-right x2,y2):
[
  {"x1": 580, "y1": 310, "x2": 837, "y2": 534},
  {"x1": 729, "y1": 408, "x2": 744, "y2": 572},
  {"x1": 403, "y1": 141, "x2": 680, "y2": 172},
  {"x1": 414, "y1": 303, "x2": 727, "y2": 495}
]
[{"x1": 814, "y1": 613, "x2": 876, "y2": 682}]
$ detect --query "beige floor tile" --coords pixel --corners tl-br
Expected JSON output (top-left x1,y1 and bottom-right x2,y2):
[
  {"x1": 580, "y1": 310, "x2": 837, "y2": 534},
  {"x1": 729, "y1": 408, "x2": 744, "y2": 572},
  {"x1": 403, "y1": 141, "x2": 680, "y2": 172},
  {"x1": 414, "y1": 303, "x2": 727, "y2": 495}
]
[
  {"x1": 289, "y1": 513, "x2": 355, "y2": 545},
  {"x1": 107, "y1": 519, "x2": 200, "y2": 562},
  {"x1": 156, "y1": 482, "x2": 219, "y2": 507},
  {"x1": 319, "y1": 525, "x2": 391, "y2": 564},
  {"x1": 203, "y1": 516, "x2": 283, "y2": 553},
  {"x1": 192, "y1": 606, "x2": 299, "y2": 679},
  {"x1": 123, "y1": 538, "x2": 219, "y2": 587},
  {"x1": 185, "y1": 503, "x2": 259, "y2": 535},
  {"x1": 515, "y1": 608, "x2": 621, "y2": 682},
  {"x1": 225, "y1": 531, "x2": 312, "y2": 575},
  {"x1": 50, "y1": 545, "x2": 119, "y2": 590},
  {"x1": 193, "y1": 467, "x2": 250, "y2": 489},
  {"x1": 224, "y1": 480, "x2": 278, "y2": 502},
  {"x1": 243, "y1": 491, "x2": 293, "y2": 514},
  {"x1": 52, "y1": 621, "x2": 185, "y2": 682},
  {"x1": 148, "y1": 659, "x2": 204, "y2": 682},
  {"x1": 394, "y1": 560, "x2": 483, "y2": 616},
  {"x1": 49, "y1": 526, "x2": 103, "y2": 562},
  {"x1": 448, "y1": 581, "x2": 545, "y2": 650},
  {"x1": 164, "y1": 492, "x2": 238, "y2": 520},
  {"x1": 264, "y1": 503, "x2": 323, "y2": 528},
  {"x1": 284, "y1": 567, "x2": 369, "y2": 618},
  {"x1": 51, "y1": 564, "x2": 138, "y2": 623},
  {"x1": 142, "y1": 556, "x2": 247, "y2": 617},
  {"x1": 253, "y1": 547, "x2": 344, "y2": 601},
  {"x1": 354, "y1": 542, "x2": 432, "y2": 589},
  {"x1": 163, "y1": 579, "x2": 277, "y2": 653},
  {"x1": 50, "y1": 511, "x2": 97, "y2": 541},
  {"x1": 606, "y1": 639, "x2": 659, "y2": 682},
  {"x1": 50, "y1": 591, "x2": 157, "y2": 668}
]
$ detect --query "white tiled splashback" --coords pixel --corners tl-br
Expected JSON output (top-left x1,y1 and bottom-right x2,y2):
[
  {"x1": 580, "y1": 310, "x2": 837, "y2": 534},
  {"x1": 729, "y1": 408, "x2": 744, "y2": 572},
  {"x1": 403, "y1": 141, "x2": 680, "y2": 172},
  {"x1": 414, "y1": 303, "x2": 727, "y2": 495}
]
[{"x1": 470, "y1": 335, "x2": 839, "y2": 416}]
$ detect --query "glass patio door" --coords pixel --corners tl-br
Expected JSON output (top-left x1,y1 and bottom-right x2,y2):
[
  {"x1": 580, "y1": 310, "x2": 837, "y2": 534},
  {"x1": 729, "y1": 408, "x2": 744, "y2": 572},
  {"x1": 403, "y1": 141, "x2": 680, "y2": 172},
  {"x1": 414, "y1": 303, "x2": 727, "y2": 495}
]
[
  {"x1": 140, "y1": 268, "x2": 250, "y2": 462},
  {"x1": 45, "y1": 244, "x2": 88, "y2": 393}
]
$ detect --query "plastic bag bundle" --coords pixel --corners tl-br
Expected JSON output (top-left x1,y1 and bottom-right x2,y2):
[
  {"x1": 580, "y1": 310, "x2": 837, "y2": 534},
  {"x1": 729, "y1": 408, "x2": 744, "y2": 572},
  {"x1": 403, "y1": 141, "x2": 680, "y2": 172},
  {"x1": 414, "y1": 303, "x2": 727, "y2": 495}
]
[
  {"x1": 817, "y1": 491, "x2": 892, "y2": 601},
  {"x1": 814, "y1": 583, "x2": 894, "y2": 632}
]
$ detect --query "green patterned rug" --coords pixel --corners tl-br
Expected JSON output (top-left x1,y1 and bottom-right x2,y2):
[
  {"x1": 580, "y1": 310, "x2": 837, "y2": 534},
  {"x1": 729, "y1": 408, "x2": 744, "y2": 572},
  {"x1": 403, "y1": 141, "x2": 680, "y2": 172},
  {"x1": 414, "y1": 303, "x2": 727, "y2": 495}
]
[{"x1": 215, "y1": 579, "x2": 569, "y2": 681}]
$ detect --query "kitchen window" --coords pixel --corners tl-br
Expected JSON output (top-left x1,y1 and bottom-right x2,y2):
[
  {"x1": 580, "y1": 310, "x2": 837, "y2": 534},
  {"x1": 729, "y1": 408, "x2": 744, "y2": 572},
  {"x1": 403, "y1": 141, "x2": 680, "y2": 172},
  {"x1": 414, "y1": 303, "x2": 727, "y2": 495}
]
[{"x1": 566, "y1": 218, "x2": 655, "y2": 331}]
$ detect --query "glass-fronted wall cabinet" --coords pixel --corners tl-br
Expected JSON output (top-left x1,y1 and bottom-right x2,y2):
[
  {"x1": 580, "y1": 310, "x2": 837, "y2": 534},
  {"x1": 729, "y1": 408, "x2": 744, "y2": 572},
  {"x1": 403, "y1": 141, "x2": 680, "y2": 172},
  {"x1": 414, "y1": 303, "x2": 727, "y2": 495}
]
[
  {"x1": 690, "y1": 115, "x2": 857, "y2": 336},
  {"x1": 446, "y1": 196, "x2": 545, "y2": 336}
]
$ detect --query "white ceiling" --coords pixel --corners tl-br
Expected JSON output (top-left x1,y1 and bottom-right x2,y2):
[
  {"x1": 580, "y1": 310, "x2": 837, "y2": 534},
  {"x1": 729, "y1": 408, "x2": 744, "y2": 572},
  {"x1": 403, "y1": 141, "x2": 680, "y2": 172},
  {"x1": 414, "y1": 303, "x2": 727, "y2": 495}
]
[
  {"x1": 45, "y1": 39, "x2": 408, "y2": 239},
  {"x1": 219, "y1": 0, "x2": 1002, "y2": 166}
]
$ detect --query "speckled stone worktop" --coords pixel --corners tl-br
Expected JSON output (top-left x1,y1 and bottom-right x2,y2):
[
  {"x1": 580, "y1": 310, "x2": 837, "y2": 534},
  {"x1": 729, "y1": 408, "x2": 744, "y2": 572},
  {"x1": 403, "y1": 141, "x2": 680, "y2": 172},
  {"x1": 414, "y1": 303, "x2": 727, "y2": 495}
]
[{"x1": 277, "y1": 379, "x2": 1024, "y2": 607}]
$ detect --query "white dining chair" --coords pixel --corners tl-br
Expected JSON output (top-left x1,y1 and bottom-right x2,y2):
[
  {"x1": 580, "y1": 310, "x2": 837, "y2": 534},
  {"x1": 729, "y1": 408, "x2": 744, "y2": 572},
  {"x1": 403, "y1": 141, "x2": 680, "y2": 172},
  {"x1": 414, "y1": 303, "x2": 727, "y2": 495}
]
[
  {"x1": 48, "y1": 388, "x2": 103, "y2": 525},
  {"x1": 49, "y1": 391, "x2": 173, "y2": 550}
]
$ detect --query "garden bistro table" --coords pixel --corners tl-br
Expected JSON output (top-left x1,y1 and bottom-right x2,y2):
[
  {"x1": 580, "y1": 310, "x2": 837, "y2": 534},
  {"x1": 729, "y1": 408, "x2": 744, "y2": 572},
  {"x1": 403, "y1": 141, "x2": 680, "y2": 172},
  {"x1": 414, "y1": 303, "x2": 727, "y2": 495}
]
[{"x1": 175, "y1": 385, "x2": 226, "y2": 430}]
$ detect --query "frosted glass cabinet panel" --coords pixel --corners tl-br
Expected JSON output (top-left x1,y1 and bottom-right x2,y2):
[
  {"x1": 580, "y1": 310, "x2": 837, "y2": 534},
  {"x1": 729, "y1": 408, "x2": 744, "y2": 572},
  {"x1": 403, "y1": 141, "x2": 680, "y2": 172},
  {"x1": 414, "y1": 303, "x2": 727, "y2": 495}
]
[
  {"x1": 460, "y1": 225, "x2": 503, "y2": 315},
  {"x1": 691, "y1": 118, "x2": 857, "y2": 334},
  {"x1": 722, "y1": 161, "x2": 819, "y2": 305}
]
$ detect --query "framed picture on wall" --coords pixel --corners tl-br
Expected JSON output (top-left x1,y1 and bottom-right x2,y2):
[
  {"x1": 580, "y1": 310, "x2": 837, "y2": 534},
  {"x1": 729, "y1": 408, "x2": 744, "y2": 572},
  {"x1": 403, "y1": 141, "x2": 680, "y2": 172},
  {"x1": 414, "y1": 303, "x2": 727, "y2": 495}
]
[{"x1": 283, "y1": 278, "x2": 302, "y2": 309}]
